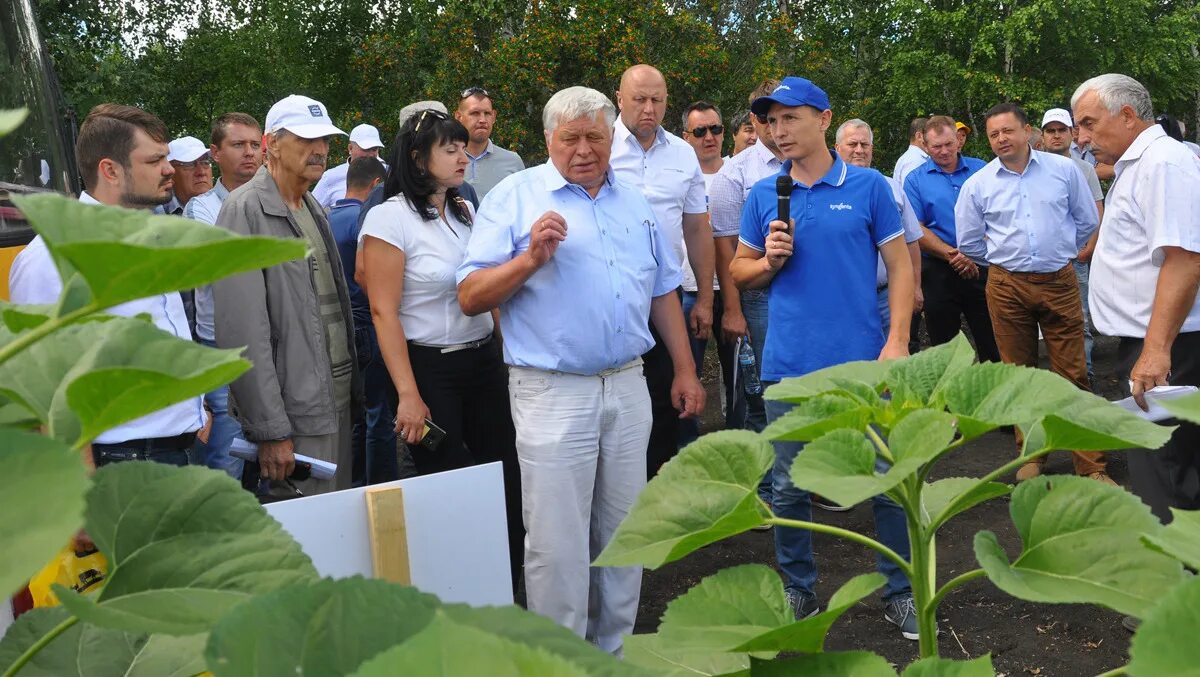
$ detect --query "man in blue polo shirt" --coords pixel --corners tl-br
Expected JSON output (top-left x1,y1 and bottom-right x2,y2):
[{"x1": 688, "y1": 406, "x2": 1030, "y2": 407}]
[
  {"x1": 729, "y1": 77, "x2": 921, "y2": 640},
  {"x1": 328, "y1": 157, "x2": 407, "y2": 485},
  {"x1": 903, "y1": 115, "x2": 1000, "y2": 363}
]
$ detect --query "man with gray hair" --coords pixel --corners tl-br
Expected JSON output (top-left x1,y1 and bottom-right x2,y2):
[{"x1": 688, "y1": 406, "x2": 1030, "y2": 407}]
[
  {"x1": 457, "y1": 86, "x2": 704, "y2": 654},
  {"x1": 1072, "y1": 74, "x2": 1200, "y2": 523},
  {"x1": 834, "y1": 118, "x2": 924, "y2": 339},
  {"x1": 213, "y1": 94, "x2": 360, "y2": 495}
]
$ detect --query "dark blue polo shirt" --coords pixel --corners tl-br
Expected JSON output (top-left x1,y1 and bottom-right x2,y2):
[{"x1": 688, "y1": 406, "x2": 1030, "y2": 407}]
[
  {"x1": 739, "y1": 152, "x2": 902, "y2": 380},
  {"x1": 327, "y1": 197, "x2": 371, "y2": 328},
  {"x1": 903, "y1": 154, "x2": 986, "y2": 256}
]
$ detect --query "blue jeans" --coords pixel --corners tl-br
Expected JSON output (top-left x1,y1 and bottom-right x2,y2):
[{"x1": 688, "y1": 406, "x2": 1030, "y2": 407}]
[
  {"x1": 192, "y1": 339, "x2": 244, "y2": 479},
  {"x1": 1073, "y1": 261, "x2": 1094, "y2": 385},
  {"x1": 679, "y1": 290, "x2": 743, "y2": 446},
  {"x1": 741, "y1": 288, "x2": 772, "y2": 504},
  {"x1": 352, "y1": 323, "x2": 407, "y2": 485},
  {"x1": 742, "y1": 289, "x2": 769, "y2": 433},
  {"x1": 877, "y1": 287, "x2": 890, "y2": 341},
  {"x1": 765, "y1": 394, "x2": 912, "y2": 601}
]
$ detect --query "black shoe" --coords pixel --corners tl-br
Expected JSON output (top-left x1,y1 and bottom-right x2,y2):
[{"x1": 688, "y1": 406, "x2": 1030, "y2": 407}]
[
  {"x1": 812, "y1": 494, "x2": 854, "y2": 512},
  {"x1": 785, "y1": 588, "x2": 820, "y2": 620}
]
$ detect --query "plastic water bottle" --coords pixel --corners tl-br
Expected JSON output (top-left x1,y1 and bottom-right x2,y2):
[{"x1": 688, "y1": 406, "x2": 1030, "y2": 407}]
[{"x1": 738, "y1": 339, "x2": 763, "y2": 396}]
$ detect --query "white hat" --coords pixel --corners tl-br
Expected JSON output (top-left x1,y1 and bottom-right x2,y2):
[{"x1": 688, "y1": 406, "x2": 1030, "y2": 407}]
[
  {"x1": 349, "y1": 124, "x2": 384, "y2": 149},
  {"x1": 1041, "y1": 108, "x2": 1073, "y2": 129},
  {"x1": 399, "y1": 100, "x2": 448, "y2": 127},
  {"x1": 167, "y1": 136, "x2": 209, "y2": 163},
  {"x1": 265, "y1": 94, "x2": 346, "y2": 139}
]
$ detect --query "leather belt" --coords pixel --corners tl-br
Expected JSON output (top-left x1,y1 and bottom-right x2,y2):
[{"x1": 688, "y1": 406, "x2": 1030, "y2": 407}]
[
  {"x1": 410, "y1": 334, "x2": 493, "y2": 354},
  {"x1": 93, "y1": 432, "x2": 197, "y2": 452}
]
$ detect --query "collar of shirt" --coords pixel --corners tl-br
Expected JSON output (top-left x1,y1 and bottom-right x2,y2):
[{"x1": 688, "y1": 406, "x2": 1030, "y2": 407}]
[
  {"x1": 779, "y1": 151, "x2": 848, "y2": 188},
  {"x1": 751, "y1": 139, "x2": 784, "y2": 167},
  {"x1": 908, "y1": 144, "x2": 930, "y2": 159},
  {"x1": 1113, "y1": 124, "x2": 1168, "y2": 179},
  {"x1": 537, "y1": 160, "x2": 615, "y2": 198},
  {"x1": 924, "y1": 154, "x2": 973, "y2": 175},
  {"x1": 80, "y1": 191, "x2": 100, "y2": 205},
  {"x1": 613, "y1": 116, "x2": 667, "y2": 151},
  {"x1": 466, "y1": 140, "x2": 496, "y2": 161},
  {"x1": 332, "y1": 197, "x2": 363, "y2": 210},
  {"x1": 211, "y1": 179, "x2": 232, "y2": 200},
  {"x1": 991, "y1": 145, "x2": 1042, "y2": 177}
]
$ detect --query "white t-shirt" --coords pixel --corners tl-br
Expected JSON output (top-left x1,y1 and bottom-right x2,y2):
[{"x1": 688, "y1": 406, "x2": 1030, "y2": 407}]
[
  {"x1": 682, "y1": 172, "x2": 720, "y2": 292},
  {"x1": 359, "y1": 196, "x2": 493, "y2": 345}
]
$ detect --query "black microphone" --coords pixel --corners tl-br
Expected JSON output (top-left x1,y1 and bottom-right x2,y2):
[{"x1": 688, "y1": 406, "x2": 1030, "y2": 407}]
[{"x1": 775, "y1": 175, "x2": 791, "y2": 230}]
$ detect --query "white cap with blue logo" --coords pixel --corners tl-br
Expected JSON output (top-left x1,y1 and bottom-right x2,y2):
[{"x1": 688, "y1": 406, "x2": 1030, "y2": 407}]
[{"x1": 265, "y1": 95, "x2": 346, "y2": 139}]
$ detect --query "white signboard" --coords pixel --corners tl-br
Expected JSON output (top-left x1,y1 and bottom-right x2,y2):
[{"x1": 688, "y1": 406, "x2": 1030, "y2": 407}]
[{"x1": 266, "y1": 461, "x2": 513, "y2": 606}]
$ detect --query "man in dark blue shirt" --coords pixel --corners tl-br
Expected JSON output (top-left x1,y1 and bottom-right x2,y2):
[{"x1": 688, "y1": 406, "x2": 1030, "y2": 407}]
[
  {"x1": 903, "y1": 115, "x2": 999, "y2": 362},
  {"x1": 329, "y1": 157, "x2": 402, "y2": 485}
]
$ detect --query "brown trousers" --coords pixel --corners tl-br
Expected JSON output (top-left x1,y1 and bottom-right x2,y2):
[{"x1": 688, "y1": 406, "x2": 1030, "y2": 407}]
[{"x1": 985, "y1": 264, "x2": 1104, "y2": 475}]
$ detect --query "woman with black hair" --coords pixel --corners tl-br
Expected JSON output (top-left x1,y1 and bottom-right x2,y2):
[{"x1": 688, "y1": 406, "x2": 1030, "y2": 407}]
[{"x1": 359, "y1": 109, "x2": 523, "y2": 587}]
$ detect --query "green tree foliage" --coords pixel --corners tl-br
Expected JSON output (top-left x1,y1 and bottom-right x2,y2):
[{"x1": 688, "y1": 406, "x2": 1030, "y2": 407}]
[{"x1": 36, "y1": 0, "x2": 1200, "y2": 167}]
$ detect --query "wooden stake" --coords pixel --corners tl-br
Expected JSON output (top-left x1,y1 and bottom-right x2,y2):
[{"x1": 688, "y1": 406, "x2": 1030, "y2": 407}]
[{"x1": 365, "y1": 486, "x2": 410, "y2": 584}]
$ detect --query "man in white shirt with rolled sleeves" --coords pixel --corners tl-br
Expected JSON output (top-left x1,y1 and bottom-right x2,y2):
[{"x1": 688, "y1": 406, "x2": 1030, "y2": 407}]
[
  {"x1": 1072, "y1": 73, "x2": 1200, "y2": 522},
  {"x1": 610, "y1": 64, "x2": 713, "y2": 478},
  {"x1": 9, "y1": 103, "x2": 204, "y2": 466}
]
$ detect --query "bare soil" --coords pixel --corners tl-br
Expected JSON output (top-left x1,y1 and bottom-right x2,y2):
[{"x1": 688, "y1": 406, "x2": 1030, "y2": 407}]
[{"x1": 636, "y1": 334, "x2": 1133, "y2": 676}]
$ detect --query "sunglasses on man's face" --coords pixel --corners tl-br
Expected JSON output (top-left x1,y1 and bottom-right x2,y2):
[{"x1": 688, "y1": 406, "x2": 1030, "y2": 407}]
[{"x1": 688, "y1": 124, "x2": 724, "y2": 138}]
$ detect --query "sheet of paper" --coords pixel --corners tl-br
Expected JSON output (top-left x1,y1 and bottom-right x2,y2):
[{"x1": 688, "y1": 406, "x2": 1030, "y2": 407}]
[
  {"x1": 1113, "y1": 385, "x2": 1199, "y2": 422},
  {"x1": 228, "y1": 436, "x2": 337, "y2": 480}
]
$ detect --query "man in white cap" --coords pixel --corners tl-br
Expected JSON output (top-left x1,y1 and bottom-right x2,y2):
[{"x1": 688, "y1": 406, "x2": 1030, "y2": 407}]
[
  {"x1": 455, "y1": 86, "x2": 525, "y2": 197},
  {"x1": 313, "y1": 123, "x2": 385, "y2": 210},
  {"x1": 1040, "y1": 106, "x2": 1105, "y2": 386},
  {"x1": 212, "y1": 94, "x2": 360, "y2": 496},
  {"x1": 166, "y1": 136, "x2": 213, "y2": 213}
]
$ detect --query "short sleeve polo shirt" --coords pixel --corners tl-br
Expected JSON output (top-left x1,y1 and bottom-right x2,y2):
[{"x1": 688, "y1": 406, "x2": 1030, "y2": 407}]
[
  {"x1": 739, "y1": 152, "x2": 903, "y2": 380},
  {"x1": 903, "y1": 155, "x2": 986, "y2": 257}
]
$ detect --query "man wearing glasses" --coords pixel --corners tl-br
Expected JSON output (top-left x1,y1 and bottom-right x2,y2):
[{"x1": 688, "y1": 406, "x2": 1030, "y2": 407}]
[
  {"x1": 610, "y1": 64, "x2": 714, "y2": 478},
  {"x1": 455, "y1": 86, "x2": 525, "y2": 197},
  {"x1": 679, "y1": 101, "x2": 745, "y2": 445},
  {"x1": 165, "y1": 136, "x2": 213, "y2": 213}
]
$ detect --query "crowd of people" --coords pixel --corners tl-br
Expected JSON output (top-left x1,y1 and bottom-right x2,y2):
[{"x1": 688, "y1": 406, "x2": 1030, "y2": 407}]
[{"x1": 9, "y1": 65, "x2": 1200, "y2": 652}]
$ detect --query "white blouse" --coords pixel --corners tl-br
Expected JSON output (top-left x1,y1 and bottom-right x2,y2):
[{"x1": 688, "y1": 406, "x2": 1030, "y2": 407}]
[{"x1": 360, "y1": 195, "x2": 494, "y2": 345}]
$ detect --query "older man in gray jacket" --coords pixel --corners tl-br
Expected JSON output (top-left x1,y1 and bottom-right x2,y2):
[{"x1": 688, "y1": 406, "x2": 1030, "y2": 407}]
[{"x1": 214, "y1": 94, "x2": 360, "y2": 494}]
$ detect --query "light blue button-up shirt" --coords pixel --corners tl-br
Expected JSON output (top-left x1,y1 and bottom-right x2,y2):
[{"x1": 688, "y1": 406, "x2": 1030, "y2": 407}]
[
  {"x1": 183, "y1": 179, "x2": 231, "y2": 341},
  {"x1": 457, "y1": 161, "x2": 682, "y2": 375},
  {"x1": 955, "y1": 149, "x2": 1098, "y2": 273}
]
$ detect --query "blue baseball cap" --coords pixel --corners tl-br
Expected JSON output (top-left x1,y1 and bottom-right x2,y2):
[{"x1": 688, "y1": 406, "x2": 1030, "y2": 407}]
[{"x1": 750, "y1": 77, "x2": 831, "y2": 116}]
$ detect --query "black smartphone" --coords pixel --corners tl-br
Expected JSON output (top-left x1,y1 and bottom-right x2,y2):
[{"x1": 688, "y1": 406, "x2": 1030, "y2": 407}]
[{"x1": 419, "y1": 419, "x2": 447, "y2": 452}]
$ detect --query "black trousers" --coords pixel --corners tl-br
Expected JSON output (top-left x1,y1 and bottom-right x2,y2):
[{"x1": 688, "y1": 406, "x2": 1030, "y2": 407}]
[
  {"x1": 408, "y1": 338, "x2": 524, "y2": 590},
  {"x1": 644, "y1": 321, "x2": 679, "y2": 480},
  {"x1": 922, "y1": 257, "x2": 1001, "y2": 363},
  {"x1": 1117, "y1": 331, "x2": 1200, "y2": 523}
]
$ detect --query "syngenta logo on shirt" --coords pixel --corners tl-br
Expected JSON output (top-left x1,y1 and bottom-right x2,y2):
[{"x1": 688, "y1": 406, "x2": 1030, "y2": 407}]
[{"x1": 829, "y1": 202, "x2": 853, "y2": 211}]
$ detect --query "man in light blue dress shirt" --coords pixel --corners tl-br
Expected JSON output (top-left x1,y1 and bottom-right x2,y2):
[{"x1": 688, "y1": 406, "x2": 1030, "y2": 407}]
[
  {"x1": 955, "y1": 102, "x2": 1107, "y2": 484},
  {"x1": 457, "y1": 86, "x2": 704, "y2": 655},
  {"x1": 184, "y1": 111, "x2": 263, "y2": 480}
]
